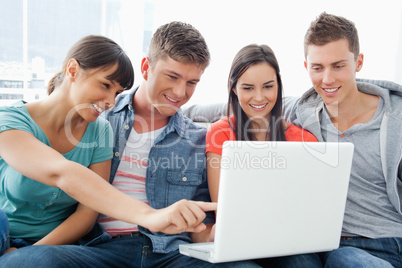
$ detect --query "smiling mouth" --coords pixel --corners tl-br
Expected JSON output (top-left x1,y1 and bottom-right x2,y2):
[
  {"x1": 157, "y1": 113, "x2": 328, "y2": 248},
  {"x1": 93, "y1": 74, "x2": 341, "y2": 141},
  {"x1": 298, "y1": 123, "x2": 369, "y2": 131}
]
[
  {"x1": 323, "y1": 87, "x2": 340, "y2": 93},
  {"x1": 92, "y1": 103, "x2": 104, "y2": 113},
  {"x1": 250, "y1": 103, "x2": 268, "y2": 109},
  {"x1": 165, "y1": 95, "x2": 179, "y2": 103}
]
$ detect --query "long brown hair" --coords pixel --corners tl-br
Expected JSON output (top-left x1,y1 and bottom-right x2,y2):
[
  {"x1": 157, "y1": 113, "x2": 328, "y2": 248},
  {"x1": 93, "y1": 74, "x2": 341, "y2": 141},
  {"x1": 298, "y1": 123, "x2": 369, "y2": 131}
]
[
  {"x1": 227, "y1": 44, "x2": 286, "y2": 141},
  {"x1": 47, "y1": 35, "x2": 134, "y2": 95}
]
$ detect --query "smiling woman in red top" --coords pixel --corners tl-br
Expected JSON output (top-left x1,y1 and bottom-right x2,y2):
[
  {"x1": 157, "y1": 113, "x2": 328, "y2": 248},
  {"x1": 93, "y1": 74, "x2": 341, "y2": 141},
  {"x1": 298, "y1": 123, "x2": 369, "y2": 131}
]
[{"x1": 206, "y1": 44, "x2": 317, "y2": 203}]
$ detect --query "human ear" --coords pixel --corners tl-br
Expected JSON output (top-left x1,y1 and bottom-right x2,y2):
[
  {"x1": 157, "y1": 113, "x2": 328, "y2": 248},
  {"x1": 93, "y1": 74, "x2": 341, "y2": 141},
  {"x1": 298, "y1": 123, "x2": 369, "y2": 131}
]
[
  {"x1": 141, "y1": 57, "x2": 150, "y2": 80},
  {"x1": 356, "y1": 53, "x2": 364, "y2": 72},
  {"x1": 304, "y1": 61, "x2": 308, "y2": 70},
  {"x1": 66, "y1": 59, "x2": 79, "y2": 82}
]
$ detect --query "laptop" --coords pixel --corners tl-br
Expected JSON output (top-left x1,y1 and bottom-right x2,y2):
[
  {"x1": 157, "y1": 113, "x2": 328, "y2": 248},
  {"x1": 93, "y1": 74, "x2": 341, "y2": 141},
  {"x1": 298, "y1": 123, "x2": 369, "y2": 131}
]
[{"x1": 180, "y1": 141, "x2": 354, "y2": 263}]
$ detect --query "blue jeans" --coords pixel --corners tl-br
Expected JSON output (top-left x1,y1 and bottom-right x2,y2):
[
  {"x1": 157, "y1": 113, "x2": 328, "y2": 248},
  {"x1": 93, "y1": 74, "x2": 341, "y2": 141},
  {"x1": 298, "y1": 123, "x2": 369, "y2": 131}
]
[
  {"x1": 252, "y1": 237, "x2": 402, "y2": 268},
  {"x1": 323, "y1": 237, "x2": 401, "y2": 268},
  {"x1": 0, "y1": 209, "x2": 9, "y2": 256},
  {"x1": 253, "y1": 253, "x2": 323, "y2": 268},
  {"x1": 0, "y1": 234, "x2": 261, "y2": 267}
]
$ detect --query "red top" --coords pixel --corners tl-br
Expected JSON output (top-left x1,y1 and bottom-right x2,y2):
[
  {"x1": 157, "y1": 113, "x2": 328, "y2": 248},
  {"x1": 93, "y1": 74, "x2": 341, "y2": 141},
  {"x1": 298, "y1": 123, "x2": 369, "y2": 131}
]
[{"x1": 206, "y1": 116, "x2": 318, "y2": 155}]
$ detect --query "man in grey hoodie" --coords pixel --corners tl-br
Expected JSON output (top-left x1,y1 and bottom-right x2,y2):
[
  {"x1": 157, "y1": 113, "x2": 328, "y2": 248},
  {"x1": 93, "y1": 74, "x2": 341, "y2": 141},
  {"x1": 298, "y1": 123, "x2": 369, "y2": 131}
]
[{"x1": 281, "y1": 12, "x2": 402, "y2": 267}]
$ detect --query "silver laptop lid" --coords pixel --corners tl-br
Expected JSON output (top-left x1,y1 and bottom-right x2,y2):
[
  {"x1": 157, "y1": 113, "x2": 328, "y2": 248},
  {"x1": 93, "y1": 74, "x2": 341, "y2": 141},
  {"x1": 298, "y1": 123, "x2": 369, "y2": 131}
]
[{"x1": 213, "y1": 141, "x2": 354, "y2": 262}]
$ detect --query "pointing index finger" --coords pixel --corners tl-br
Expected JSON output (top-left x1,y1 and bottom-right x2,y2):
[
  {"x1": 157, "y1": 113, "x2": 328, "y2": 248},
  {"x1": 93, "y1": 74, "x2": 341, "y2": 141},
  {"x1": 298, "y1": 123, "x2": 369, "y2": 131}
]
[{"x1": 194, "y1": 201, "x2": 217, "y2": 212}]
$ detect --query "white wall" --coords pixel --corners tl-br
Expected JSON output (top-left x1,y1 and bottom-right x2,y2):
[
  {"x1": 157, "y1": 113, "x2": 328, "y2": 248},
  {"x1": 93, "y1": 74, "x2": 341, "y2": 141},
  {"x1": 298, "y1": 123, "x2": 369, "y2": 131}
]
[{"x1": 134, "y1": 0, "x2": 402, "y2": 106}]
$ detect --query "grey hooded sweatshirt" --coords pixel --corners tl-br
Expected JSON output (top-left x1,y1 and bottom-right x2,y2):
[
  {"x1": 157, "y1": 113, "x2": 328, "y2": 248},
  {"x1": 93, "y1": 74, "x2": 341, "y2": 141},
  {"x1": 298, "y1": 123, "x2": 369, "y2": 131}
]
[{"x1": 284, "y1": 78, "x2": 402, "y2": 238}]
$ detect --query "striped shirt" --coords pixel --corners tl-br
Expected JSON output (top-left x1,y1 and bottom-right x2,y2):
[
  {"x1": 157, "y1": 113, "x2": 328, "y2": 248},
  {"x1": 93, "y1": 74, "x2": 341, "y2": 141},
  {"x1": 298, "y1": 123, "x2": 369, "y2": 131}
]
[{"x1": 98, "y1": 126, "x2": 165, "y2": 236}]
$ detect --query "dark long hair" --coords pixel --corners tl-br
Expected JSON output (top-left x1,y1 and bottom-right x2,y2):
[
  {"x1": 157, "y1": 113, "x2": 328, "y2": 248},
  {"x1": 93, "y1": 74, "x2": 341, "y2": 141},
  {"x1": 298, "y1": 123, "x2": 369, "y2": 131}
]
[
  {"x1": 48, "y1": 35, "x2": 134, "y2": 95},
  {"x1": 227, "y1": 44, "x2": 286, "y2": 141}
]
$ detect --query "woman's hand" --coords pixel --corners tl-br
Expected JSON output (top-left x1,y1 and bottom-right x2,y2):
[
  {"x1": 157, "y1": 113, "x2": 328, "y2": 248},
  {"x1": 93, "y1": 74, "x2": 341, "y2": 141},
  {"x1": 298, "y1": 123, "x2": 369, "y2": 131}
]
[
  {"x1": 0, "y1": 130, "x2": 216, "y2": 236},
  {"x1": 208, "y1": 223, "x2": 216, "y2": 242},
  {"x1": 144, "y1": 200, "x2": 217, "y2": 234}
]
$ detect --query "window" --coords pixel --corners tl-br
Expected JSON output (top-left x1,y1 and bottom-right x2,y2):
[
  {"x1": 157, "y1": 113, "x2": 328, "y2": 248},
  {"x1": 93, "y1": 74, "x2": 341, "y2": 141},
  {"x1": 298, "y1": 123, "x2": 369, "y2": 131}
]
[
  {"x1": 1, "y1": 0, "x2": 401, "y2": 107},
  {"x1": 0, "y1": 0, "x2": 146, "y2": 106}
]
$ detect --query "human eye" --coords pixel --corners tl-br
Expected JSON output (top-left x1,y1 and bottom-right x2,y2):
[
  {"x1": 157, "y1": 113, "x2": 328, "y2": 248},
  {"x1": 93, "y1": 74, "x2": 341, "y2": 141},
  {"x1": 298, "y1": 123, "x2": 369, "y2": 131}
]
[
  {"x1": 311, "y1": 66, "x2": 322, "y2": 72},
  {"x1": 102, "y1": 82, "x2": 110, "y2": 89},
  {"x1": 167, "y1": 75, "x2": 177, "y2": 81},
  {"x1": 264, "y1": 84, "x2": 273, "y2": 89},
  {"x1": 187, "y1": 81, "x2": 197, "y2": 87}
]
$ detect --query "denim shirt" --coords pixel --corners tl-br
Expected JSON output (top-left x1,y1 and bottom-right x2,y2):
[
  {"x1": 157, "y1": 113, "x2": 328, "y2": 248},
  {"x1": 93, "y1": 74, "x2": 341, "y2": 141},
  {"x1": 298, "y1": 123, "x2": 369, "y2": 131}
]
[{"x1": 81, "y1": 87, "x2": 213, "y2": 253}]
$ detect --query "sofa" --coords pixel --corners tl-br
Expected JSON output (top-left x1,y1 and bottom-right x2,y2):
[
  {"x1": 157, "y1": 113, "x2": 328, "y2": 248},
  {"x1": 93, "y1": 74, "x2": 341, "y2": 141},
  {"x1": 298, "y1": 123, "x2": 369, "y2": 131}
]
[{"x1": 183, "y1": 102, "x2": 227, "y2": 128}]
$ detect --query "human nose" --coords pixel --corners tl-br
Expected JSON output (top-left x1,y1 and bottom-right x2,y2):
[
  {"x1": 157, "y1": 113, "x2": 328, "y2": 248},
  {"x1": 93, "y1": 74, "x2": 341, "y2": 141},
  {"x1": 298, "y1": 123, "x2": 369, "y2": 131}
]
[
  {"x1": 322, "y1": 69, "x2": 335, "y2": 85},
  {"x1": 171, "y1": 82, "x2": 186, "y2": 99},
  {"x1": 105, "y1": 92, "x2": 116, "y2": 109},
  {"x1": 254, "y1": 89, "x2": 265, "y2": 101}
]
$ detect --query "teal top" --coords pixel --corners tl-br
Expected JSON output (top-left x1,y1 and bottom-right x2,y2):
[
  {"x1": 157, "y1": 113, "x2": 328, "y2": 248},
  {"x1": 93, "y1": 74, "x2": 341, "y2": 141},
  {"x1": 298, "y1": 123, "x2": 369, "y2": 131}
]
[{"x1": 0, "y1": 101, "x2": 113, "y2": 244}]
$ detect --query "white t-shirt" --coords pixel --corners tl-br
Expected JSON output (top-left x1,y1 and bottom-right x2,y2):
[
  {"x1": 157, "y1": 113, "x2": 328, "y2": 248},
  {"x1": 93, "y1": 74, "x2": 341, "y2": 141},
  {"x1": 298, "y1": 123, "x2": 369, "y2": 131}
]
[{"x1": 98, "y1": 126, "x2": 165, "y2": 236}]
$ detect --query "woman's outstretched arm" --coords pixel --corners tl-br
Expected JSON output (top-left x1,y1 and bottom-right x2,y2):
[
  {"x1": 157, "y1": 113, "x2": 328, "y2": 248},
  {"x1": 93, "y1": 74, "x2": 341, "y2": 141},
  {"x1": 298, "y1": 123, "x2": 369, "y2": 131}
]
[{"x1": 0, "y1": 129, "x2": 216, "y2": 235}]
